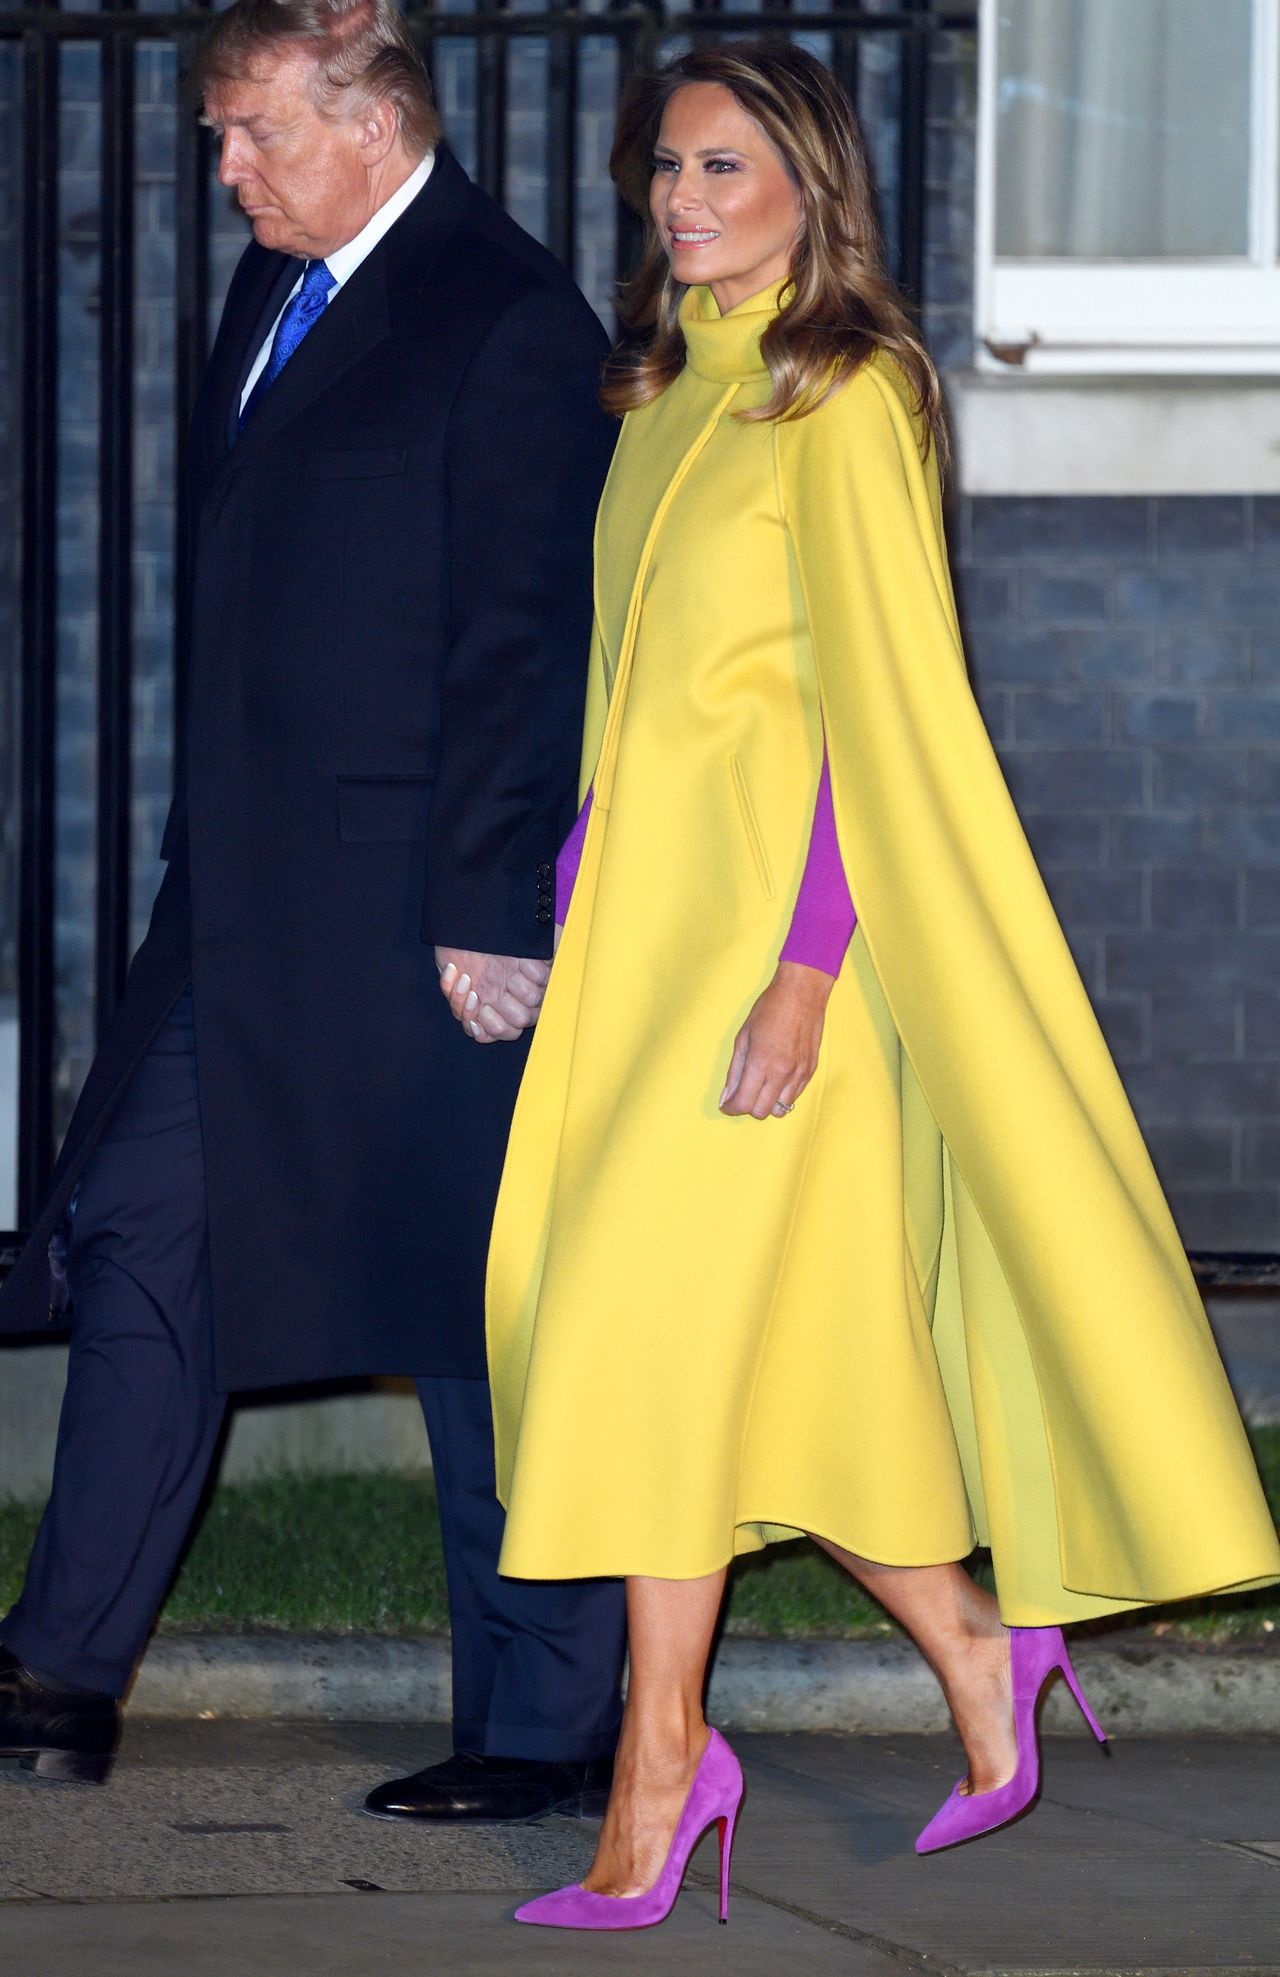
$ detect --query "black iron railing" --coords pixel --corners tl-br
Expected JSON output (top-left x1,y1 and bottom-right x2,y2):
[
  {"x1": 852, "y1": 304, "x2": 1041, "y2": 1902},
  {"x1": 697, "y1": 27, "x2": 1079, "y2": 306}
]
[
  {"x1": 0, "y1": 0, "x2": 977, "y2": 1260},
  {"x1": 2, "y1": 1, "x2": 1274, "y2": 1291}
]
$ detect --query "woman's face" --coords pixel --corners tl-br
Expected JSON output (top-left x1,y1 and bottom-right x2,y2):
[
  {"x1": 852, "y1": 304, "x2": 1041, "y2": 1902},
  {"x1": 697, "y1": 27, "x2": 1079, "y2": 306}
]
[{"x1": 649, "y1": 82, "x2": 804, "y2": 316}]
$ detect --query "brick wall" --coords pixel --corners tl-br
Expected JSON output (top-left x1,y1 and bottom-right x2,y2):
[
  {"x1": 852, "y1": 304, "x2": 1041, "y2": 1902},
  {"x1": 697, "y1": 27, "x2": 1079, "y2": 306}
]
[{"x1": 954, "y1": 499, "x2": 1280, "y2": 1252}]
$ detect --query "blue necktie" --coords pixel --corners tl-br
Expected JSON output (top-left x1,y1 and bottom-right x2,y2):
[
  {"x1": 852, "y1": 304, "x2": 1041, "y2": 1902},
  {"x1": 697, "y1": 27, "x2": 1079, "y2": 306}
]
[{"x1": 239, "y1": 258, "x2": 337, "y2": 430}]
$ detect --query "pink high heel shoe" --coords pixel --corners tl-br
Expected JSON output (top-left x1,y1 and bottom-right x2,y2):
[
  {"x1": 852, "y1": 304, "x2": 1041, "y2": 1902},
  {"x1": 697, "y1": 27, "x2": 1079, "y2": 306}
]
[
  {"x1": 514, "y1": 1725, "x2": 744, "y2": 1931},
  {"x1": 915, "y1": 1624, "x2": 1107, "y2": 1854}
]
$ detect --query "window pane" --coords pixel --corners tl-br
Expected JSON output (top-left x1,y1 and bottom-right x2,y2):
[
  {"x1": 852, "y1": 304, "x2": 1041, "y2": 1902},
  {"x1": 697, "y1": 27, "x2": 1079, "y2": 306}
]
[{"x1": 996, "y1": 0, "x2": 1253, "y2": 259}]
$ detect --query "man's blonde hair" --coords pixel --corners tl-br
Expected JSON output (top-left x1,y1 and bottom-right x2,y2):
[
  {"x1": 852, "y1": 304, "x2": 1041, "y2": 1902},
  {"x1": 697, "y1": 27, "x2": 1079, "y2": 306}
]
[{"x1": 193, "y1": 0, "x2": 441, "y2": 156}]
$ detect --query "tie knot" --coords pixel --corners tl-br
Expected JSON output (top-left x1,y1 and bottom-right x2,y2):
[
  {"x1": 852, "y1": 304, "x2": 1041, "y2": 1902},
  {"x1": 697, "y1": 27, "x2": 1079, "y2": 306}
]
[{"x1": 300, "y1": 259, "x2": 336, "y2": 305}]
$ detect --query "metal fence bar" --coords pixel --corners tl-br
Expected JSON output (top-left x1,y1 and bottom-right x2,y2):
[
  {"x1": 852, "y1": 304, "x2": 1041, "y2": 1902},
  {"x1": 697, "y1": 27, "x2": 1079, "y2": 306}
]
[
  {"x1": 95, "y1": 4, "x2": 137, "y2": 1036},
  {"x1": 895, "y1": 0, "x2": 928, "y2": 310},
  {"x1": 173, "y1": 24, "x2": 211, "y2": 793},
  {"x1": 15, "y1": 22, "x2": 60, "y2": 1232},
  {"x1": 545, "y1": 10, "x2": 578, "y2": 267},
  {"x1": 608, "y1": 0, "x2": 656, "y2": 296},
  {"x1": 828, "y1": 0, "x2": 861, "y2": 188},
  {"x1": 687, "y1": 0, "x2": 723, "y2": 36},
  {"x1": 475, "y1": 0, "x2": 509, "y2": 200},
  {"x1": 1191, "y1": 1255, "x2": 1280, "y2": 1292},
  {"x1": 830, "y1": 10, "x2": 862, "y2": 239}
]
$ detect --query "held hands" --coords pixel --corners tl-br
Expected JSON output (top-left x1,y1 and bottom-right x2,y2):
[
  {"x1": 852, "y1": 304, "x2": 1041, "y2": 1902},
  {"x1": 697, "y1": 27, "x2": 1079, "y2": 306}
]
[
  {"x1": 720, "y1": 961, "x2": 835, "y2": 1120},
  {"x1": 436, "y1": 948, "x2": 552, "y2": 1044}
]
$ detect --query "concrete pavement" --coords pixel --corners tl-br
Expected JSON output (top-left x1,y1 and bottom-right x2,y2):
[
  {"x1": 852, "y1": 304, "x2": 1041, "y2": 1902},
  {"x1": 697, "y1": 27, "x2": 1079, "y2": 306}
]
[{"x1": 1, "y1": 1721, "x2": 1278, "y2": 1974}]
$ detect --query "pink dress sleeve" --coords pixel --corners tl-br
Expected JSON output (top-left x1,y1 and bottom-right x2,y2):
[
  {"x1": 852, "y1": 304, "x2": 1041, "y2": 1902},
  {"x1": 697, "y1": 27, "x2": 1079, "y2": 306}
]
[
  {"x1": 555, "y1": 786, "x2": 593, "y2": 924},
  {"x1": 557, "y1": 750, "x2": 855, "y2": 977},
  {"x1": 779, "y1": 743, "x2": 857, "y2": 976}
]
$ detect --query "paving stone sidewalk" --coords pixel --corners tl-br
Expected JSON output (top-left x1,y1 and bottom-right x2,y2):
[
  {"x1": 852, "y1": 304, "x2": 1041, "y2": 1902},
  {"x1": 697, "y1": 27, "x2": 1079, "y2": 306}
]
[{"x1": 1, "y1": 1721, "x2": 1278, "y2": 1974}]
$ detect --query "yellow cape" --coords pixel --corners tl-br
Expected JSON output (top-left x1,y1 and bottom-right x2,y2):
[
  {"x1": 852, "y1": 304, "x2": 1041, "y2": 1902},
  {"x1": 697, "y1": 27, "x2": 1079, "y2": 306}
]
[{"x1": 488, "y1": 285, "x2": 1279, "y2": 1621}]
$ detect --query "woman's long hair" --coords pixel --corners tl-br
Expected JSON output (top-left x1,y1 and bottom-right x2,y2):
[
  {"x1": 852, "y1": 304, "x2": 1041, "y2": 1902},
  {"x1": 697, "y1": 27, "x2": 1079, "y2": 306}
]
[{"x1": 604, "y1": 40, "x2": 948, "y2": 469}]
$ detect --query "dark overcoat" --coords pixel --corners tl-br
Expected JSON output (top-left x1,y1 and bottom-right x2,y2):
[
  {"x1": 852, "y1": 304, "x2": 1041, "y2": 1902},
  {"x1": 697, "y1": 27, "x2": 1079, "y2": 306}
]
[{"x1": 0, "y1": 148, "x2": 615, "y2": 1388}]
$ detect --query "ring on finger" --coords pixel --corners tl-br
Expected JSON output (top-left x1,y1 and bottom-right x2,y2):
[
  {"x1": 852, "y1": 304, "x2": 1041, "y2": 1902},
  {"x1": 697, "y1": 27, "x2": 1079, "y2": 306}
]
[{"x1": 773, "y1": 1099, "x2": 796, "y2": 1116}]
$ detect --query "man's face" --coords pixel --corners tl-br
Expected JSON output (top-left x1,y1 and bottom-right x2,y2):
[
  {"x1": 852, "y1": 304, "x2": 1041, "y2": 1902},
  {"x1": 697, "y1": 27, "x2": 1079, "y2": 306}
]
[{"x1": 205, "y1": 52, "x2": 374, "y2": 258}]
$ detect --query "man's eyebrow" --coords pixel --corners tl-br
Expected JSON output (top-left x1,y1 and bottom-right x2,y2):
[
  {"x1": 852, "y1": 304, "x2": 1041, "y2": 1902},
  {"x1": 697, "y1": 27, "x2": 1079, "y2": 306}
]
[{"x1": 199, "y1": 112, "x2": 269, "y2": 129}]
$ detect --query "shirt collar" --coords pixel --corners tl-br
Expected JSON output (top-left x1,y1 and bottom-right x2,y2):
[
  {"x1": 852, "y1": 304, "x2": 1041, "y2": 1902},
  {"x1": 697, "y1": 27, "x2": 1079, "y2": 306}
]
[{"x1": 323, "y1": 149, "x2": 435, "y2": 288}]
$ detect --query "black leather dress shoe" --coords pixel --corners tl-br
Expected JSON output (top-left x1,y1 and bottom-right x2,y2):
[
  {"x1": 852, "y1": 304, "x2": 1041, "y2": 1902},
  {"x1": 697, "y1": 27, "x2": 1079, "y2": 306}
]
[
  {"x1": 363, "y1": 1749, "x2": 614, "y2": 1823},
  {"x1": 0, "y1": 1646, "x2": 120, "y2": 1784}
]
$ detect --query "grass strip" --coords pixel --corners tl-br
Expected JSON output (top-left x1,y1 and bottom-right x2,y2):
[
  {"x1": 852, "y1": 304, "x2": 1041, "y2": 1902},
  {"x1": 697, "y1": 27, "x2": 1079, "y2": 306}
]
[{"x1": 0, "y1": 1427, "x2": 1276, "y2": 1645}]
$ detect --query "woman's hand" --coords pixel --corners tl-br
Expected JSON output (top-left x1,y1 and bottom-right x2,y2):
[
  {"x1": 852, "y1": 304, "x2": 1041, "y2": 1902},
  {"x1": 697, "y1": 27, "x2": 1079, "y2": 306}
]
[
  {"x1": 720, "y1": 961, "x2": 834, "y2": 1120},
  {"x1": 435, "y1": 949, "x2": 551, "y2": 1043}
]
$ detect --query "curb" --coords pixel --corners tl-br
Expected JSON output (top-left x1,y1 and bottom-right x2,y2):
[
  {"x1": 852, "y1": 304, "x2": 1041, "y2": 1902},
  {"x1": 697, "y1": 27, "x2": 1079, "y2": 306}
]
[{"x1": 129, "y1": 1633, "x2": 1280, "y2": 1736}]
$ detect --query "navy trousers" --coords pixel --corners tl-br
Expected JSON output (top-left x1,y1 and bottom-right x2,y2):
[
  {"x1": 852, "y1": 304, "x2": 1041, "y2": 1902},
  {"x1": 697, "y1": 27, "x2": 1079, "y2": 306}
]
[{"x1": 1, "y1": 991, "x2": 625, "y2": 1761}]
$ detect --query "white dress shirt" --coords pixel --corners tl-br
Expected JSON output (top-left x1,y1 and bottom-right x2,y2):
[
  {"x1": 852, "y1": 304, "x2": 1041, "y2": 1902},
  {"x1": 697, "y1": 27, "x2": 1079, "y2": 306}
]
[{"x1": 238, "y1": 149, "x2": 436, "y2": 414}]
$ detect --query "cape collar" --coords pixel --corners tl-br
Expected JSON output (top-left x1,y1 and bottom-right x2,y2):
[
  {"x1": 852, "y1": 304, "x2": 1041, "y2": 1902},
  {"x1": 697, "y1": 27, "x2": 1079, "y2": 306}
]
[{"x1": 678, "y1": 281, "x2": 784, "y2": 383}]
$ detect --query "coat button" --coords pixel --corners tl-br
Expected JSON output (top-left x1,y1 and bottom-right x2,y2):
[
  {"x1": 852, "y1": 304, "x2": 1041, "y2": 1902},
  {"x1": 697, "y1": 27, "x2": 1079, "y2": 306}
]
[
  {"x1": 537, "y1": 861, "x2": 553, "y2": 880},
  {"x1": 536, "y1": 908, "x2": 552, "y2": 924}
]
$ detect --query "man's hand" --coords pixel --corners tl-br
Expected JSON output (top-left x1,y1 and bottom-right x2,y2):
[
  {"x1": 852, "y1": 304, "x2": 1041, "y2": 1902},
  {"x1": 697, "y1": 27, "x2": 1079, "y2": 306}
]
[
  {"x1": 435, "y1": 948, "x2": 551, "y2": 1044},
  {"x1": 720, "y1": 961, "x2": 834, "y2": 1119}
]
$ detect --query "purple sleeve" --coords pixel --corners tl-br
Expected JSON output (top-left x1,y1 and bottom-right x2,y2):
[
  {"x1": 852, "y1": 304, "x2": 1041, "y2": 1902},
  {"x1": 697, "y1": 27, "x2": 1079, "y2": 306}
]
[
  {"x1": 555, "y1": 785, "x2": 593, "y2": 924},
  {"x1": 779, "y1": 743, "x2": 857, "y2": 976}
]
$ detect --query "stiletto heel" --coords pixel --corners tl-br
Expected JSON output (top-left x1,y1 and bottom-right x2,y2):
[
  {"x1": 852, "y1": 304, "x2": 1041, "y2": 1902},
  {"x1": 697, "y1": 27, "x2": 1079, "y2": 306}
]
[
  {"x1": 1059, "y1": 1650, "x2": 1107, "y2": 1745},
  {"x1": 716, "y1": 1802, "x2": 739, "y2": 1923},
  {"x1": 915, "y1": 1625, "x2": 1107, "y2": 1855},
  {"x1": 514, "y1": 1725, "x2": 744, "y2": 1931}
]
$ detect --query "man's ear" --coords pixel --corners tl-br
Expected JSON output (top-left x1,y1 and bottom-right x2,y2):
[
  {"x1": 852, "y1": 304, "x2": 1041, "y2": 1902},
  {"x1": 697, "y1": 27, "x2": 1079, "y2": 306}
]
[{"x1": 357, "y1": 98, "x2": 401, "y2": 169}]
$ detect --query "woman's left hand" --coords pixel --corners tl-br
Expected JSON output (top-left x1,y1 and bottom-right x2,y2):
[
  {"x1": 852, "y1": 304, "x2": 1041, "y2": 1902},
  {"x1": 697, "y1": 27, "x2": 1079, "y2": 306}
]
[{"x1": 719, "y1": 961, "x2": 834, "y2": 1120}]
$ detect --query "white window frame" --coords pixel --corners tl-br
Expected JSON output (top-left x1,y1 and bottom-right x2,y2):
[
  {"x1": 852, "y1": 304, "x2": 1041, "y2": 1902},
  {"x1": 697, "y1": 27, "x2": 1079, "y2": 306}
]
[{"x1": 974, "y1": 0, "x2": 1280, "y2": 375}]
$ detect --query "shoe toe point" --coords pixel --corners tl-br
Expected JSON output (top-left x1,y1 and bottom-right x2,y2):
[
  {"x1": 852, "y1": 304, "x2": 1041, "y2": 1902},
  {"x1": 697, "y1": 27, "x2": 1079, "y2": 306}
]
[{"x1": 513, "y1": 1891, "x2": 569, "y2": 1926}]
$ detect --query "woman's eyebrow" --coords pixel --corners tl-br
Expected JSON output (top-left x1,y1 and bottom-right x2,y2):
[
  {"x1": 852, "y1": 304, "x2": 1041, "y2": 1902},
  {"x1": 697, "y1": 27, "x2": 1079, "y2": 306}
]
[{"x1": 653, "y1": 146, "x2": 750, "y2": 159}]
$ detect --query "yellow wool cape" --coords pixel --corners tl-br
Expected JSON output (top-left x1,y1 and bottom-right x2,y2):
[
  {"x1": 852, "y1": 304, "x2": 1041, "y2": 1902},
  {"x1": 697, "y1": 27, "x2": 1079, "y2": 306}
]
[{"x1": 486, "y1": 284, "x2": 1280, "y2": 1623}]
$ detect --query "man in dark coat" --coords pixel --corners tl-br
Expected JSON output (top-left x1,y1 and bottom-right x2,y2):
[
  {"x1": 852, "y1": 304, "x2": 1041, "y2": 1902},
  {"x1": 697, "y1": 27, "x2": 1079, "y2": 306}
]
[{"x1": 0, "y1": 0, "x2": 626, "y2": 1816}]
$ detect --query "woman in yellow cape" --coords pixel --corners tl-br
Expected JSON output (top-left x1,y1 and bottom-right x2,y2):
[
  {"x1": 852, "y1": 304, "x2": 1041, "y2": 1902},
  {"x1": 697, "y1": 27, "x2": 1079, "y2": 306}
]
[{"x1": 475, "y1": 43, "x2": 1280, "y2": 1929}]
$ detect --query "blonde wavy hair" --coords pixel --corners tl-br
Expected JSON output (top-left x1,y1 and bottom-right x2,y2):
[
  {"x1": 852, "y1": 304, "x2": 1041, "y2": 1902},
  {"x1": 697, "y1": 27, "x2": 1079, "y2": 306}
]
[{"x1": 604, "y1": 40, "x2": 947, "y2": 469}]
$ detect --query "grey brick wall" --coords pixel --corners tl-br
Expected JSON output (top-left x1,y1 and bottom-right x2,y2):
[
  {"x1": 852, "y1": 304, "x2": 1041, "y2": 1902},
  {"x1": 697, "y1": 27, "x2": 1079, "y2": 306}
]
[
  {"x1": 2, "y1": 16, "x2": 1277, "y2": 1254},
  {"x1": 953, "y1": 497, "x2": 1280, "y2": 1252}
]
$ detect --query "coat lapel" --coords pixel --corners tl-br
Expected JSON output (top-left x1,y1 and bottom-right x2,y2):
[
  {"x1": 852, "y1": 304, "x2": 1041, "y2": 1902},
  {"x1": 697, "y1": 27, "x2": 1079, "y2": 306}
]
[
  {"x1": 224, "y1": 256, "x2": 302, "y2": 449},
  {"x1": 226, "y1": 251, "x2": 392, "y2": 467},
  {"x1": 187, "y1": 246, "x2": 296, "y2": 510}
]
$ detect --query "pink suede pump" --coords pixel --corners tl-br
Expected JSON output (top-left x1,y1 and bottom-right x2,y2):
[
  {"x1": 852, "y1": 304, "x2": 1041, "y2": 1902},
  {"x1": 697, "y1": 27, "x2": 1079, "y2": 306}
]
[
  {"x1": 514, "y1": 1726, "x2": 744, "y2": 1931},
  {"x1": 916, "y1": 1624, "x2": 1108, "y2": 1854}
]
